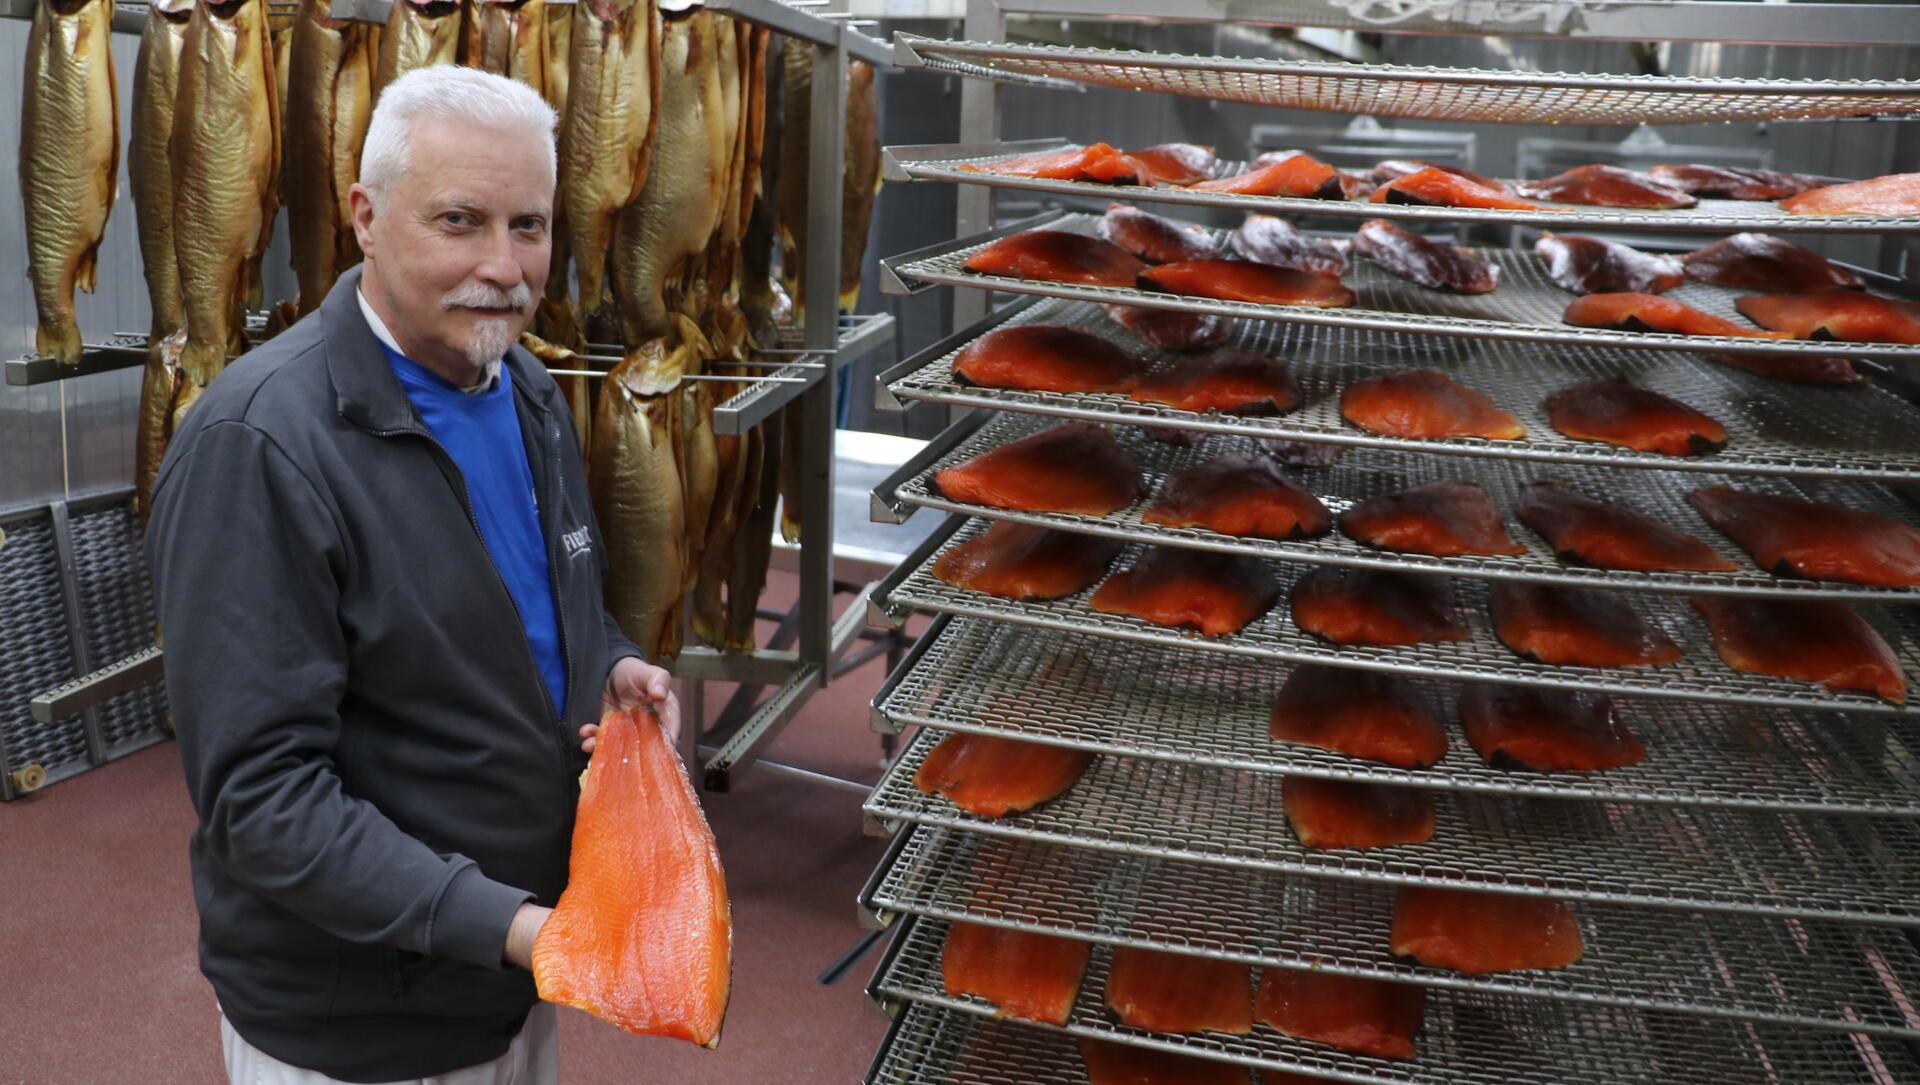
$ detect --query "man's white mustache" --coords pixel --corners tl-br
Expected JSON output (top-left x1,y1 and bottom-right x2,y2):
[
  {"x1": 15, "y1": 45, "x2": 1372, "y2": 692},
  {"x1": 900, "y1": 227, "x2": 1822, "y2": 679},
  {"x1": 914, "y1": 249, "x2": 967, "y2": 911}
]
[{"x1": 442, "y1": 281, "x2": 533, "y2": 312}]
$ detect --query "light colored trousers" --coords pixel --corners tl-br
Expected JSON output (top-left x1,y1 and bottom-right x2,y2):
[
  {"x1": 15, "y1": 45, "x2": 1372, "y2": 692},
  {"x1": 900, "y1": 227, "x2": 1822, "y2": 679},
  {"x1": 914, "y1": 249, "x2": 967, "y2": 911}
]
[{"x1": 220, "y1": 1003, "x2": 559, "y2": 1085}]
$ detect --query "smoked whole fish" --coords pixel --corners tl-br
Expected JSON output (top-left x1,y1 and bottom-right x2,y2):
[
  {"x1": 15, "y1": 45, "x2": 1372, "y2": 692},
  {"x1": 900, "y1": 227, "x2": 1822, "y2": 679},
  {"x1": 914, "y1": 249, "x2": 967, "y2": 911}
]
[
  {"x1": 285, "y1": 0, "x2": 377, "y2": 316},
  {"x1": 840, "y1": 59, "x2": 882, "y2": 310},
  {"x1": 464, "y1": 0, "x2": 547, "y2": 93},
  {"x1": 561, "y1": 0, "x2": 658, "y2": 326},
  {"x1": 374, "y1": 0, "x2": 462, "y2": 101}
]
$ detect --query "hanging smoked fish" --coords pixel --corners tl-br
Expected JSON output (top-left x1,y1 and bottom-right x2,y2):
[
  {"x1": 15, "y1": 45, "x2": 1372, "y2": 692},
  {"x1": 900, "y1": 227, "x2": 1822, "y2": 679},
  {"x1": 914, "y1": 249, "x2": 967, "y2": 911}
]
[
  {"x1": 286, "y1": 0, "x2": 377, "y2": 316},
  {"x1": 374, "y1": 0, "x2": 462, "y2": 101},
  {"x1": 562, "y1": 0, "x2": 659, "y2": 329},
  {"x1": 463, "y1": 0, "x2": 547, "y2": 94}
]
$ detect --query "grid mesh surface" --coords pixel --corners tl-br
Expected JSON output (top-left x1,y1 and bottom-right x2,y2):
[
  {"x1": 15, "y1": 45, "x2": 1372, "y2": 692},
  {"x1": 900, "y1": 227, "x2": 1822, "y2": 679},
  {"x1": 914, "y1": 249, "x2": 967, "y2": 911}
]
[
  {"x1": 879, "y1": 617, "x2": 1920, "y2": 816},
  {"x1": 870, "y1": 826, "x2": 1920, "y2": 1038},
  {"x1": 892, "y1": 211, "x2": 1920, "y2": 362},
  {"x1": 872, "y1": 918, "x2": 1920, "y2": 1085},
  {"x1": 895, "y1": 35, "x2": 1920, "y2": 126},
  {"x1": 886, "y1": 295, "x2": 1920, "y2": 482},
  {"x1": 886, "y1": 518, "x2": 1920, "y2": 716},
  {"x1": 893, "y1": 148, "x2": 1920, "y2": 236},
  {"x1": 896, "y1": 410, "x2": 1920, "y2": 602},
  {"x1": 0, "y1": 511, "x2": 91, "y2": 790},
  {"x1": 67, "y1": 500, "x2": 168, "y2": 754},
  {"x1": 866, "y1": 729, "x2": 1920, "y2": 925}
]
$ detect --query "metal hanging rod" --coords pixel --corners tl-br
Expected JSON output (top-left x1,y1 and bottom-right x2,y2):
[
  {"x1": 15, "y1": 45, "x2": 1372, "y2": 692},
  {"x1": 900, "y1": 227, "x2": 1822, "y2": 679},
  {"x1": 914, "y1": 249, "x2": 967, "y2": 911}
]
[{"x1": 543, "y1": 368, "x2": 806, "y2": 384}]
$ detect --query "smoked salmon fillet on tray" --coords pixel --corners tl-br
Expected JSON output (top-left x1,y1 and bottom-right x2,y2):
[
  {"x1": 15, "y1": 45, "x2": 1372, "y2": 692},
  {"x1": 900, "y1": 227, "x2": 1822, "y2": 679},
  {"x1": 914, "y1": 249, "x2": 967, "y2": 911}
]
[
  {"x1": 874, "y1": 296, "x2": 1920, "y2": 482},
  {"x1": 874, "y1": 410, "x2": 1920, "y2": 604}
]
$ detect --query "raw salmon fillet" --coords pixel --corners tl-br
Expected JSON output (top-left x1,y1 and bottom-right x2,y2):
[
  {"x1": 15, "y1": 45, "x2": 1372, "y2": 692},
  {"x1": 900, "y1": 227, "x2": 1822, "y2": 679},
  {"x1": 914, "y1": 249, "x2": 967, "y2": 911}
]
[
  {"x1": 1081, "y1": 1037, "x2": 1247, "y2": 1085},
  {"x1": 1340, "y1": 370, "x2": 1526, "y2": 441},
  {"x1": 1100, "y1": 203, "x2": 1220, "y2": 264},
  {"x1": 933, "y1": 521, "x2": 1124, "y2": 600},
  {"x1": 915, "y1": 731, "x2": 1094, "y2": 817},
  {"x1": 1687, "y1": 487, "x2": 1920, "y2": 586},
  {"x1": 1339, "y1": 481, "x2": 1524, "y2": 557},
  {"x1": 1141, "y1": 260, "x2": 1356, "y2": 308},
  {"x1": 1390, "y1": 887, "x2": 1585, "y2": 973},
  {"x1": 1488, "y1": 582, "x2": 1681, "y2": 667},
  {"x1": 1372, "y1": 159, "x2": 1514, "y2": 193},
  {"x1": 1352, "y1": 219, "x2": 1499, "y2": 294},
  {"x1": 1292, "y1": 568, "x2": 1468, "y2": 646},
  {"x1": 1517, "y1": 164, "x2": 1697, "y2": 210},
  {"x1": 1734, "y1": 293, "x2": 1920, "y2": 345},
  {"x1": 1255, "y1": 968, "x2": 1427, "y2": 1059},
  {"x1": 1535, "y1": 233, "x2": 1683, "y2": 295},
  {"x1": 1458, "y1": 683, "x2": 1646, "y2": 772},
  {"x1": 1682, "y1": 233, "x2": 1864, "y2": 294},
  {"x1": 1128, "y1": 349, "x2": 1303, "y2": 415},
  {"x1": 1648, "y1": 163, "x2": 1825, "y2": 201},
  {"x1": 532, "y1": 706, "x2": 731, "y2": 1046},
  {"x1": 1370, "y1": 167, "x2": 1549, "y2": 211},
  {"x1": 1515, "y1": 481, "x2": 1736, "y2": 572},
  {"x1": 1090, "y1": 547, "x2": 1281, "y2": 636},
  {"x1": 1282, "y1": 777, "x2": 1435, "y2": 849},
  {"x1": 1563, "y1": 293, "x2": 1788, "y2": 339},
  {"x1": 1105, "y1": 304, "x2": 1234, "y2": 353},
  {"x1": 1144, "y1": 454, "x2": 1333, "y2": 540},
  {"x1": 1105, "y1": 946, "x2": 1254, "y2": 1034},
  {"x1": 1544, "y1": 377, "x2": 1728, "y2": 457},
  {"x1": 1232, "y1": 214, "x2": 1349, "y2": 277},
  {"x1": 964, "y1": 230, "x2": 1147, "y2": 287},
  {"x1": 1706, "y1": 352, "x2": 1863, "y2": 386},
  {"x1": 1690, "y1": 596, "x2": 1906, "y2": 703},
  {"x1": 1126, "y1": 143, "x2": 1217, "y2": 186},
  {"x1": 1191, "y1": 151, "x2": 1343, "y2": 199},
  {"x1": 1781, "y1": 171, "x2": 1920, "y2": 216},
  {"x1": 933, "y1": 423, "x2": 1144, "y2": 515},
  {"x1": 941, "y1": 920, "x2": 1090, "y2": 1026},
  {"x1": 952, "y1": 325, "x2": 1144, "y2": 394},
  {"x1": 1269, "y1": 664, "x2": 1449, "y2": 768},
  {"x1": 963, "y1": 143, "x2": 1149, "y2": 185}
]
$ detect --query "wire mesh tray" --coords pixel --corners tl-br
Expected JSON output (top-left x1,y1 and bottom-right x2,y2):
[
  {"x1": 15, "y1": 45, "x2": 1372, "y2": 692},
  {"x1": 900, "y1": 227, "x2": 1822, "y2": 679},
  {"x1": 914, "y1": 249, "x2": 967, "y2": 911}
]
[
  {"x1": 866, "y1": 729, "x2": 1920, "y2": 926},
  {"x1": 877, "y1": 617, "x2": 1920, "y2": 817},
  {"x1": 870, "y1": 918, "x2": 1920, "y2": 1085},
  {"x1": 891, "y1": 34, "x2": 1920, "y2": 126},
  {"x1": 887, "y1": 142, "x2": 1920, "y2": 236},
  {"x1": 882, "y1": 211, "x2": 1920, "y2": 363},
  {"x1": 869, "y1": 827, "x2": 1920, "y2": 1039},
  {"x1": 879, "y1": 518, "x2": 1920, "y2": 717},
  {"x1": 884, "y1": 410, "x2": 1920, "y2": 603},
  {"x1": 882, "y1": 296, "x2": 1920, "y2": 483}
]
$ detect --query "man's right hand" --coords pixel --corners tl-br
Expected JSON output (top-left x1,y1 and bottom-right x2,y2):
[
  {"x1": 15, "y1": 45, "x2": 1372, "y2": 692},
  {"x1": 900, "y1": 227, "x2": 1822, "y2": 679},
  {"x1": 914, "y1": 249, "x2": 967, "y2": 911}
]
[{"x1": 504, "y1": 902, "x2": 551, "y2": 970}]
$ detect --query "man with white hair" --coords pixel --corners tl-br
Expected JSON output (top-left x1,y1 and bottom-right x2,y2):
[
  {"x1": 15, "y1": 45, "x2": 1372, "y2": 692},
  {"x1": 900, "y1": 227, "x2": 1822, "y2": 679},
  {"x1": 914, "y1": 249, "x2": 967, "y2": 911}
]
[{"x1": 145, "y1": 66, "x2": 675, "y2": 1084}]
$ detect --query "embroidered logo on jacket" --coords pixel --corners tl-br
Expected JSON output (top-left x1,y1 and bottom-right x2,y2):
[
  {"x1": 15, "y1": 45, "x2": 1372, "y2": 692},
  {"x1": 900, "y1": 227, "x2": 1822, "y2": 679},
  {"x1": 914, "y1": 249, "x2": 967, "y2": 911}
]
[{"x1": 561, "y1": 525, "x2": 593, "y2": 560}]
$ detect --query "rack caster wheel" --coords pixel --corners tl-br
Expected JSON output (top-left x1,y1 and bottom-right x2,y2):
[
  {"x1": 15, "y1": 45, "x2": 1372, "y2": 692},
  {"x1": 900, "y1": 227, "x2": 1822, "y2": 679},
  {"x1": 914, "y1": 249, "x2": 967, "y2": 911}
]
[{"x1": 10, "y1": 763, "x2": 47, "y2": 794}]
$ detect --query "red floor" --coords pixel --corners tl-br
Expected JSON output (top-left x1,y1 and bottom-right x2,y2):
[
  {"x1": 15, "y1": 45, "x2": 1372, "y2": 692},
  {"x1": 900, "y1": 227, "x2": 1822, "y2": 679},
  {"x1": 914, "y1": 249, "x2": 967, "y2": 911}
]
[{"x1": 0, "y1": 572, "x2": 906, "y2": 1084}]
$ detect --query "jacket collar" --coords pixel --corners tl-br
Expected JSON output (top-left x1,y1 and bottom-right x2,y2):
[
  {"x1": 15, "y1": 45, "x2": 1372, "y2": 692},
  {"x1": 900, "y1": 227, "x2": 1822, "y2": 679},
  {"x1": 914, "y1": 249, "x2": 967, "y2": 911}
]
[{"x1": 321, "y1": 265, "x2": 553, "y2": 433}]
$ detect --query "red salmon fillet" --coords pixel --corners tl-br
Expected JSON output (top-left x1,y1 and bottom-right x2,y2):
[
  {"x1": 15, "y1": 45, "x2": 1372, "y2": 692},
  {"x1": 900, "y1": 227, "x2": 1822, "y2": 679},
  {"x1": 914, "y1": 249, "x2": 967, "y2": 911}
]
[
  {"x1": 933, "y1": 423, "x2": 1144, "y2": 515},
  {"x1": 1099, "y1": 203, "x2": 1220, "y2": 264},
  {"x1": 1544, "y1": 377, "x2": 1728, "y2": 457},
  {"x1": 952, "y1": 324, "x2": 1144, "y2": 394},
  {"x1": 1191, "y1": 151, "x2": 1342, "y2": 198},
  {"x1": 1648, "y1": 163, "x2": 1825, "y2": 201},
  {"x1": 1291, "y1": 568, "x2": 1468, "y2": 646},
  {"x1": 961, "y1": 143, "x2": 1150, "y2": 185},
  {"x1": 1340, "y1": 370, "x2": 1526, "y2": 441},
  {"x1": 1081, "y1": 1038, "x2": 1248, "y2": 1085},
  {"x1": 1517, "y1": 164, "x2": 1697, "y2": 210},
  {"x1": 1372, "y1": 159, "x2": 1514, "y2": 194},
  {"x1": 1106, "y1": 946, "x2": 1254, "y2": 1034},
  {"x1": 1515, "y1": 481, "x2": 1736, "y2": 572},
  {"x1": 1370, "y1": 167, "x2": 1551, "y2": 212},
  {"x1": 941, "y1": 921, "x2": 1090, "y2": 1026},
  {"x1": 1282, "y1": 776, "x2": 1436, "y2": 849},
  {"x1": 1104, "y1": 304, "x2": 1235, "y2": 353},
  {"x1": 1390, "y1": 886, "x2": 1585, "y2": 973},
  {"x1": 1126, "y1": 143, "x2": 1218, "y2": 186},
  {"x1": 1488, "y1": 581, "x2": 1682, "y2": 667},
  {"x1": 1734, "y1": 292, "x2": 1920, "y2": 345},
  {"x1": 1090, "y1": 547, "x2": 1281, "y2": 636},
  {"x1": 1141, "y1": 260, "x2": 1356, "y2": 308},
  {"x1": 1564, "y1": 292, "x2": 1789, "y2": 339},
  {"x1": 933, "y1": 521, "x2": 1123, "y2": 601},
  {"x1": 1352, "y1": 219, "x2": 1499, "y2": 295},
  {"x1": 964, "y1": 230, "x2": 1147, "y2": 287},
  {"x1": 1143, "y1": 454, "x2": 1333, "y2": 540},
  {"x1": 1255, "y1": 968, "x2": 1427, "y2": 1059},
  {"x1": 915, "y1": 731, "x2": 1094, "y2": 817},
  {"x1": 532, "y1": 706, "x2": 731, "y2": 1046},
  {"x1": 1458, "y1": 684, "x2": 1646, "y2": 772},
  {"x1": 1128, "y1": 349, "x2": 1303, "y2": 415},
  {"x1": 1781, "y1": 171, "x2": 1920, "y2": 216},
  {"x1": 1535, "y1": 233, "x2": 1683, "y2": 295},
  {"x1": 1339, "y1": 481, "x2": 1524, "y2": 557},
  {"x1": 1269, "y1": 664, "x2": 1449, "y2": 769},
  {"x1": 1690, "y1": 595, "x2": 1906, "y2": 703},
  {"x1": 1682, "y1": 233, "x2": 1864, "y2": 293},
  {"x1": 1688, "y1": 487, "x2": 1920, "y2": 587}
]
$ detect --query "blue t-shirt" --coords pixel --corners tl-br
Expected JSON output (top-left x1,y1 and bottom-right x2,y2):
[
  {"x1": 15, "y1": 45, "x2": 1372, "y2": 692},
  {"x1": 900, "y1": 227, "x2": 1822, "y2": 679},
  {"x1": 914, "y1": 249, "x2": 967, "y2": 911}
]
[{"x1": 383, "y1": 346, "x2": 567, "y2": 717}]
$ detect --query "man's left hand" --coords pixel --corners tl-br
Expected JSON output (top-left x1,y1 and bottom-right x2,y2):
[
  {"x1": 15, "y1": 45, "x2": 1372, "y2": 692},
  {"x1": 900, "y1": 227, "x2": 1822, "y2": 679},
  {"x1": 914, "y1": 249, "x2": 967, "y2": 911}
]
[{"x1": 582, "y1": 657, "x2": 680, "y2": 753}]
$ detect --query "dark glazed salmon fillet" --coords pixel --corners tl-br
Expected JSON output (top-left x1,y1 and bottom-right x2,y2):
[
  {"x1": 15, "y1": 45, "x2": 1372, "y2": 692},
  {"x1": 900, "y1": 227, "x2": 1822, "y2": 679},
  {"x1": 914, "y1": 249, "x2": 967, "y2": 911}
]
[
  {"x1": 1232, "y1": 214, "x2": 1350, "y2": 277},
  {"x1": 1352, "y1": 219, "x2": 1499, "y2": 294},
  {"x1": 1458, "y1": 684, "x2": 1646, "y2": 772},
  {"x1": 1544, "y1": 378, "x2": 1728, "y2": 457},
  {"x1": 941, "y1": 920, "x2": 1090, "y2": 1026},
  {"x1": 1734, "y1": 293, "x2": 1920, "y2": 345},
  {"x1": 1390, "y1": 887, "x2": 1585, "y2": 973},
  {"x1": 1489, "y1": 582, "x2": 1681, "y2": 667},
  {"x1": 1255, "y1": 968, "x2": 1428, "y2": 1059},
  {"x1": 952, "y1": 325, "x2": 1144, "y2": 394},
  {"x1": 1370, "y1": 167, "x2": 1550, "y2": 212},
  {"x1": 1687, "y1": 487, "x2": 1920, "y2": 586},
  {"x1": 1191, "y1": 151, "x2": 1343, "y2": 199},
  {"x1": 1082, "y1": 1038, "x2": 1248, "y2": 1085},
  {"x1": 1535, "y1": 233, "x2": 1684, "y2": 295},
  {"x1": 1104, "y1": 304, "x2": 1234, "y2": 353},
  {"x1": 1125, "y1": 142, "x2": 1217, "y2": 186},
  {"x1": 1339, "y1": 481, "x2": 1524, "y2": 557},
  {"x1": 933, "y1": 521, "x2": 1123, "y2": 601},
  {"x1": 1781, "y1": 172, "x2": 1920, "y2": 216},
  {"x1": 914, "y1": 732, "x2": 1094, "y2": 817},
  {"x1": 1690, "y1": 596, "x2": 1906, "y2": 703},
  {"x1": 1682, "y1": 233, "x2": 1864, "y2": 294},
  {"x1": 1648, "y1": 163, "x2": 1825, "y2": 201},
  {"x1": 1516, "y1": 481, "x2": 1736, "y2": 572},
  {"x1": 963, "y1": 230, "x2": 1147, "y2": 287},
  {"x1": 933, "y1": 423, "x2": 1143, "y2": 515},
  {"x1": 1128, "y1": 349, "x2": 1303, "y2": 415},
  {"x1": 1564, "y1": 293, "x2": 1789, "y2": 339},
  {"x1": 1340, "y1": 370, "x2": 1526, "y2": 442},
  {"x1": 1090, "y1": 547, "x2": 1281, "y2": 636},
  {"x1": 962, "y1": 143, "x2": 1149, "y2": 185},
  {"x1": 1141, "y1": 260, "x2": 1356, "y2": 308},
  {"x1": 1292, "y1": 568, "x2": 1468, "y2": 646},
  {"x1": 1517, "y1": 164, "x2": 1697, "y2": 210},
  {"x1": 1282, "y1": 777, "x2": 1436, "y2": 850},
  {"x1": 1372, "y1": 159, "x2": 1514, "y2": 193},
  {"x1": 1099, "y1": 203, "x2": 1220, "y2": 264},
  {"x1": 1705, "y1": 352, "x2": 1863, "y2": 386},
  {"x1": 1269, "y1": 665, "x2": 1448, "y2": 769},
  {"x1": 1105, "y1": 946, "x2": 1254, "y2": 1034},
  {"x1": 1144, "y1": 454, "x2": 1333, "y2": 540}
]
